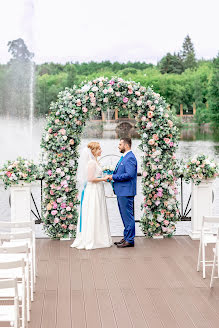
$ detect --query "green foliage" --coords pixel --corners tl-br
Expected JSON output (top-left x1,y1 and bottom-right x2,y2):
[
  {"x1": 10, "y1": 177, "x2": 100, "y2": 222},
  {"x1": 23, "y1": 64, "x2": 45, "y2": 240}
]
[
  {"x1": 194, "y1": 107, "x2": 211, "y2": 125},
  {"x1": 208, "y1": 53, "x2": 219, "y2": 128},
  {"x1": 7, "y1": 38, "x2": 34, "y2": 62},
  {"x1": 159, "y1": 52, "x2": 184, "y2": 74}
]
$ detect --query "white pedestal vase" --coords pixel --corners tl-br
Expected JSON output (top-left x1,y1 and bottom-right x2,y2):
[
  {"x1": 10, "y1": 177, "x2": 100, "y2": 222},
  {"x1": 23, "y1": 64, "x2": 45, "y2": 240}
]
[
  {"x1": 189, "y1": 179, "x2": 214, "y2": 240},
  {"x1": 10, "y1": 181, "x2": 32, "y2": 222}
]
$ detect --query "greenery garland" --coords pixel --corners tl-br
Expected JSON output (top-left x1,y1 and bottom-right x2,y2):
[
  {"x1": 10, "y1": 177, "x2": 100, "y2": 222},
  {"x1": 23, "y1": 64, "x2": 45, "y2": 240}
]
[{"x1": 41, "y1": 77, "x2": 180, "y2": 239}]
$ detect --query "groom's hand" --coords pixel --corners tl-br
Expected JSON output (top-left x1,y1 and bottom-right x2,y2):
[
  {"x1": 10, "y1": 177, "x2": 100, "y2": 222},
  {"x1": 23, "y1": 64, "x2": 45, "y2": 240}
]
[{"x1": 108, "y1": 175, "x2": 113, "y2": 181}]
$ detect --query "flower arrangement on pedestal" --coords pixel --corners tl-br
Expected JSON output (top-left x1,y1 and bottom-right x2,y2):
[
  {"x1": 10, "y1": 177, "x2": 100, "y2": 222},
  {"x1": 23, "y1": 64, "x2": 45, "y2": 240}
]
[
  {"x1": 41, "y1": 77, "x2": 180, "y2": 239},
  {"x1": 184, "y1": 154, "x2": 219, "y2": 185},
  {"x1": 0, "y1": 157, "x2": 39, "y2": 190}
]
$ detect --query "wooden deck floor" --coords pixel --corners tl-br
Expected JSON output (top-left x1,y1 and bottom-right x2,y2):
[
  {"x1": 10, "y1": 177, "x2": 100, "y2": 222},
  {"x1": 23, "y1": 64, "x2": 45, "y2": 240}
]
[{"x1": 29, "y1": 237, "x2": 219, "y2": 328}]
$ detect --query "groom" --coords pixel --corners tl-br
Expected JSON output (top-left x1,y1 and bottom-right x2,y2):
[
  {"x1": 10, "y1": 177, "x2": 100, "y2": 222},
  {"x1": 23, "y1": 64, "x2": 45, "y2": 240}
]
[{"x1": 108, "y1": 138, "x2": 137, "y2": 248}]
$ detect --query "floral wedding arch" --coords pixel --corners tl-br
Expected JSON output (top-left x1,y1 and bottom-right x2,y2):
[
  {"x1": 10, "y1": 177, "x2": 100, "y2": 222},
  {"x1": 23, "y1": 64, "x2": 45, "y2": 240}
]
[{"x1": 41, "y1": 77, "x2": 180, "y2": 239}]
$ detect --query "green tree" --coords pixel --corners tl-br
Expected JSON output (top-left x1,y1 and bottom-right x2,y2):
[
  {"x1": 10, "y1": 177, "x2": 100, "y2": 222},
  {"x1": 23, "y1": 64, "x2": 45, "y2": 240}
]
[
  {"x1": 159, "y1": 52, "x2": 184, "y2": 74},
  {"x1": 2, "y1": 38, "x2": 35, "y2": 117},
  {"x1": 181, "y1": 35, "x2": 197, "y2": 70},
  {"x1": 208, "y1": 53, "x2": 219, "y2": 128},
  {"x1": 7, "y1": 38, "x2": 34, "y2": 62}
]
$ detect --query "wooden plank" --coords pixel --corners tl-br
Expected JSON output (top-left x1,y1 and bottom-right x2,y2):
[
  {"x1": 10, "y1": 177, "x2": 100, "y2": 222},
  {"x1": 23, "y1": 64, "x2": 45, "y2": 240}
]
[
  {"x1": 96, "y1": 289, "x2": 117, "y2": 328},
  {"x1": 149, "y1": 289, "x2": 180, "y2": 328},
  {"x1": 41, "y1": 290, "x2": 57, "y2": 328},
  {"x1": 81, "y1": 259, "x2": 101, "y2": 328},
  {"x1": 101, "y1": 259, "x2": 132, "y2": 328},
  {"x1": 56, "y1": 260, "x2": 71, "y2": 328},
  {"x1": 71, "y1": 290, "x2": 86, "y2": 328}
]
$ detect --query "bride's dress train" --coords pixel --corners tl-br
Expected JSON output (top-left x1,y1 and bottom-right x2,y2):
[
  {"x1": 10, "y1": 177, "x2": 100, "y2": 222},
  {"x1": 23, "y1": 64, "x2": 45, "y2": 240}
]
[{"x1": 71, "y1": 159, "x2": 112, "y2": 250}]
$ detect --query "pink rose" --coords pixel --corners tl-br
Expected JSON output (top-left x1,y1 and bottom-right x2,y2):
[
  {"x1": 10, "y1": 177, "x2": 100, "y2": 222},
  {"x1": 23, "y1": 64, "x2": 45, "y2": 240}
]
[
  {"x1": 156, "y1": 173, "x2": 161, "y2": 180},
  {"x1": 68, "y1": 224, "x2": 75, "y2": 230},
  {"x1": 76, "y1": 99, "x2": 81, "y2": 106},
  {"x1": 164, "y1": 138, "x2": 170, "y2": 144},
  {"x1": 153, "y1": 134, "x2": 159, "y2": 141},
  {"x1": 155, "y1": 200, "x2": 160, "y2": 206},
  {"x1": 50, "y1": 190, "x2": 54, "y2": 195},
  {"x1": 141, "y1": 116, "x2": 147, "y2": 121},
  {"x1": 53, "y1": 202, "x2": 57, "y2": 209},
  {"x1": 66, "y1": 206, "x2": 71, "y2": 211},
  {"x1": 59, "y1": 129, "x2": 66, "y2": 135},
  {"x1": 47, "y1": 170, "x2": 52, "y2": 176},
  {"x1": 115, "y1": 92, "x2": 121, "y2": 97},
  {"x1": 128, "y1": 89, "x2": 133, "y2": 94},
  {"x1": 82, "y1": 107, "x2": 88, "y2": 113},
  {"x1": 65, "y1": 188, "x2": 70, "y2": 192},
  {"x1": 54, "y1": 218, "x2": 59, "y2": 224},
  {"x1": 61, "y1": 224, "x2": 67, "y2": 229},
  {"x1": 147, "y1": 100, "x2": 152, "y2": 106},
  {"x1": 162, "y1": 227, "x2": 168, "y2": 232},
  {"x1": 57, "y1": 198, "x2": 62, "y2": 203},
  {"x1": 69, "y1": 202, "x2": 74, "y2": 207},
  {"x1": 143, "y1": 171, "x2": 147, "y2": 177},
  {"x1": 157, "y1": 191, "x2": 163, "y2": 197},
  {"x1": 150, "y1": 105, "x2": 155, "y2": 111},
  {"x1": 51, "y1": 210, "x2": 57, "y2": 216},
  {"x1": 55, "y1": 119, "x2": 59, "y2": 124},
  {"x1": 48, "y1": 128, "x2": 53, "y2": 133},
  {"x1": 148, "y1": 139, "x2": 155, "y2": 146},
  {"x1": 103, "y1": 97, "x2": 108, "y2": 103},
  {"x1": 168, "y1": 170, "x2": 173, "y2": 175},
  {"x1": 136, "y1": 100, "x2": 142, "y2": 106},
  {"x1": 103, "y1": 89, "x2": 108, "y2": 94},
  {"x1": 146, "y1": 122, "x2": 152, "y2": 129},
  {"x1": 163, "y1": 220, "x2": 169, "y2": 226},
  {"x1": 61, "y1": 203, "x2": 66, "y2": 209},
  {"x1": 56, "y1": 168, "x2": 61, "y2": 173},
  {"x1": 168, "y1": 120, "x2": 173, "y2": 127},
  {"x1": 109, "y1": 80, "x2": 115, "y2": 85},
  {"x1": 135, "y1": 91, "x2": 140, "y2": 96},
  {"x1": 123, "y1": 97, "x2": 128, "y2": 103},
  {"x1": 147, "y1": 111, "x2": 153, "y2": 118}
]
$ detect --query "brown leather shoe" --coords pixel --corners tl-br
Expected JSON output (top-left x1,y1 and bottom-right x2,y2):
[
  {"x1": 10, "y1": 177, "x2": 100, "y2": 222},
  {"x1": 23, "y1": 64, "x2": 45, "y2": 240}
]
[
  {"x1": 114, "y1": 238, "x2": 125, "y2": 245},
  {"x1": 117, "y1": 241, "x2": 134, "y2": 248}
]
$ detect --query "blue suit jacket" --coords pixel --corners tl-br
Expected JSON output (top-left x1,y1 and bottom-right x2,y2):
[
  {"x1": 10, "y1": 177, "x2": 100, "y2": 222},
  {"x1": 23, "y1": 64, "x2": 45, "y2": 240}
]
[{"x1": 112, "y1": 151, "x2": 137, "y2": 196}]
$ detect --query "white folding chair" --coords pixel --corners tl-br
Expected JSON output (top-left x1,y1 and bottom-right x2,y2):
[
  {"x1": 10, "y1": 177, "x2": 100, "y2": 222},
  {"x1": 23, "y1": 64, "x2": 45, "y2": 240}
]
[
  {"x1": 0, "y1": 244, "x2": 31, "y2": 321},
  {"x1": 0, "y1": 259, "x2": 27, "y2": 328},
  {"x1": 0, "y1": 221, "x2": 36, "y2": 284},
  {"x1": 0, "y1": 279, "x2": 19, "y2": 328},
  {"x1": 0, "y1": 231, "x2": 35, "y2": 300},
  {"x1": 197, "y1": 216, "x2": 219, "y2": 278},
  {"x1": 210, "y1": 228, "x2": 219, "y2": 288}
]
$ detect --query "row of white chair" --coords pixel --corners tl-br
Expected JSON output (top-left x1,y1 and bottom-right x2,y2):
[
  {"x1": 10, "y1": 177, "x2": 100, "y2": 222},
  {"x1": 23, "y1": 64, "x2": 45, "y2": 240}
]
[
  {"x1": 0, "y1": 221, "x2": 36, "y2": 328},
  {"x1": 197, "y1": 216, "x2": 219, "y2": 287}
]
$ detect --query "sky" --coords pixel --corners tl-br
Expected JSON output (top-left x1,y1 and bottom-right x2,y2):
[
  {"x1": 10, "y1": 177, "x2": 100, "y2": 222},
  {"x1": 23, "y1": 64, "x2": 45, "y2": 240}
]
[{"x1": 0, "y1": 0, "x2": 218, "y2": 65}]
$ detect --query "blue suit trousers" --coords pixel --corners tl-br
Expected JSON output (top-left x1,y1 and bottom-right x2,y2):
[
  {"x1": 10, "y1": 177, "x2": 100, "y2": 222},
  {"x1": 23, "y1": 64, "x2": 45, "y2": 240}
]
[{"x1": 117, "y1": 196, "x2": 135, "y2": 244}]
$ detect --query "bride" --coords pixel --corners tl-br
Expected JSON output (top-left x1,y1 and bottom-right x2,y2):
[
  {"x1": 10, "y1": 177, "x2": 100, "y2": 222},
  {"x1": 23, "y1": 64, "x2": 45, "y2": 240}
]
[{"x1": 70, "y1": 141, "x2": 113, "y2": 250}]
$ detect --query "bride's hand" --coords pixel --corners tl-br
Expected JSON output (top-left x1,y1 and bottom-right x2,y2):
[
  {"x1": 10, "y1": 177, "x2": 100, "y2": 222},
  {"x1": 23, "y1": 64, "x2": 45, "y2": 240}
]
[{"x1": 103, "y1": 175, "x2": 110, "y2": 182}]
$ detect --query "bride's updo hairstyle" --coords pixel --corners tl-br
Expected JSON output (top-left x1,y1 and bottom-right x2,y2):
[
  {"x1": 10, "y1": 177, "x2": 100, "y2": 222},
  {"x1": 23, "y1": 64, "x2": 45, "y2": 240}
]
[{"x1": 87, "y1": 141, "x2": 100, "y2": 156}]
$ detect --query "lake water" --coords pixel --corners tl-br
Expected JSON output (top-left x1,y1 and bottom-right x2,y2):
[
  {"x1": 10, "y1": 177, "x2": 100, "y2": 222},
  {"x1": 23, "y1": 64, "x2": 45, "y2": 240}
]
[{"x1": 0, "y1": 117, "x2": 219, "y2": 237}]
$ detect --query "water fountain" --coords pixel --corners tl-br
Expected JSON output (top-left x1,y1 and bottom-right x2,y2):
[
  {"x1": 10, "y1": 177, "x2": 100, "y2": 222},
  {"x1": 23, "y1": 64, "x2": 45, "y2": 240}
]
[{"x1": 102, "y1": 107, "x2": 117, "y2": 138}]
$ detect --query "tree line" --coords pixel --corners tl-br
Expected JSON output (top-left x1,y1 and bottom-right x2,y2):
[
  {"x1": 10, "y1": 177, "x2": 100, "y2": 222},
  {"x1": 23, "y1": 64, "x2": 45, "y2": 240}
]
[{"x1": 0, "y1": 36, "x2": 218, "y2": 128}]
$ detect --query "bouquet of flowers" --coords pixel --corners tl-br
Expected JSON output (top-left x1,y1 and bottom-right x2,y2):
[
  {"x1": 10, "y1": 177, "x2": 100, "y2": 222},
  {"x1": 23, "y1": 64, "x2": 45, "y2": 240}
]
[
  {"x1": 0, "y1": 157, "x2": 39, "y2": 189},
  {"x1": 184, "y1": 154, "x2": 219, "y2": 185},
  {"x1": 102, "y1": 165, "x2": 115, "y2": 176}
]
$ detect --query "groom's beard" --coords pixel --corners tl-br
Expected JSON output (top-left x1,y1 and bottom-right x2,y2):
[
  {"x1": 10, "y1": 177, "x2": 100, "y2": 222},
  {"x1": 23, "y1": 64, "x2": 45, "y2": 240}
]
[{"x1": 120, "y1": 148, "x2": 125, "y2": 153}]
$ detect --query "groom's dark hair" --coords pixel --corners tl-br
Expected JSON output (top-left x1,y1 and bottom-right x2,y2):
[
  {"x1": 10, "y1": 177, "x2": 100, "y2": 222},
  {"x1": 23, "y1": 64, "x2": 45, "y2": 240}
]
[{"x1": 121, "y1": 137, "x2": 132, "y2": 148}]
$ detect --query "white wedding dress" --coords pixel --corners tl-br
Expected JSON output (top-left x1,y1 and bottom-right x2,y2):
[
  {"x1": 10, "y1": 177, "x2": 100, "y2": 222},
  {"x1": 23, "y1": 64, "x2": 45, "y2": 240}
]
[{"x1": 71, "y1": 159, "x2": 112, "y2": 250}]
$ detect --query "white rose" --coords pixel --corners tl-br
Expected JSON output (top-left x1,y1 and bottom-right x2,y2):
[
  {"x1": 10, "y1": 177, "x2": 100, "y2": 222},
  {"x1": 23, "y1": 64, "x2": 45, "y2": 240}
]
[{"x1": 63, "y1": 136, "x2": 67, "y2": 141}]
